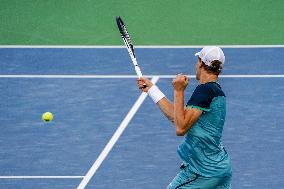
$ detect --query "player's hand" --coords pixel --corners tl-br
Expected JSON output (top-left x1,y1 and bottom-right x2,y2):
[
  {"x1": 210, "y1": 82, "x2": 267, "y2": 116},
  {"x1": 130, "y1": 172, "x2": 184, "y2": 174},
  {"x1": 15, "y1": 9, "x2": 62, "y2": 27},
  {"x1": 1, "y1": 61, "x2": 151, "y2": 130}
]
[
  {"x1": 172, "y1": 74, "x2": 189, "y2": 91},
  {"x1": 137, "y1": 77, "x2": 153, "y2": 92}
]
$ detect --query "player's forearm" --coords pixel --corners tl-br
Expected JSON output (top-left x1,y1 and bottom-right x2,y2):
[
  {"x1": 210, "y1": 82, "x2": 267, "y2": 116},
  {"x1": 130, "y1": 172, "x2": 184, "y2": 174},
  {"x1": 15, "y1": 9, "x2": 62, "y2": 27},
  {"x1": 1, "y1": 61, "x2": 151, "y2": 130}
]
[
  {"x1": 156, "y1": 97, "x2": 174, "y2": 122},
  {"x1": 174, "y1": 91, "x2": 186, "y2": 135},
  {"x1": 147, "y1": 85, "x2": 174, "y2": 122}
]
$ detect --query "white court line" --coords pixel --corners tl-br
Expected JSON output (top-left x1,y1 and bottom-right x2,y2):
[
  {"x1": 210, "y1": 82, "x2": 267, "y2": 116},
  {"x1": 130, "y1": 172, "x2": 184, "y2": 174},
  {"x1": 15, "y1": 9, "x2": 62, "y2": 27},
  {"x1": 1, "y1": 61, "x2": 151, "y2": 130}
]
[
  {"x1": 0, "y1": 176, "x2": 84, "y2": 179},
  {"x1": 0, "y1": 74, "x2": 284, "y2": 78},
  {"x1": 0, "y1": 45, "x2": 284, "y2": 48},
  {"x1": 77, "y1": 76, "x2": 160, "y2": 189}
]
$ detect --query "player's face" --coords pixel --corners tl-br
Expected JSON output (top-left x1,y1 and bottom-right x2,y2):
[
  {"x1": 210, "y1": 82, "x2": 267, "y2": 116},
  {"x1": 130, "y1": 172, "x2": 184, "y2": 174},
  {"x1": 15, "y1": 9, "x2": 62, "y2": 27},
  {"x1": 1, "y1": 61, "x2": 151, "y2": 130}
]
[{"x1": 196, "y1": 58, "x2": 202, "y2": 80}]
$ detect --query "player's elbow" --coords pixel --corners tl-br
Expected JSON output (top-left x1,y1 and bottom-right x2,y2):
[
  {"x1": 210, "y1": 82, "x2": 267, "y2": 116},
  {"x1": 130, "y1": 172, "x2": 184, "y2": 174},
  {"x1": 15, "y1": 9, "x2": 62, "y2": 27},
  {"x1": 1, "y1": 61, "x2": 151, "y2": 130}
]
[
  {"x1": 175, "y1": 126, "x2": 186, "y2": 136},
  {"x1": 176, "y1": 129, "x2": 186, "y2": 136},
  {"x1": 175, "y1": 122, "x2": 194, "y2": 136}
]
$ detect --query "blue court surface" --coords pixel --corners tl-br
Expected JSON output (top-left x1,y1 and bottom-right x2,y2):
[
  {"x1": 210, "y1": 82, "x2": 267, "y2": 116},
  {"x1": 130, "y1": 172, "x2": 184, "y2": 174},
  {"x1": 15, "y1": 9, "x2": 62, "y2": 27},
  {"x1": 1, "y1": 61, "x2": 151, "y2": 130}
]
[{"x1": 0, "y1": 47, "x2": 283, "y2": 188}]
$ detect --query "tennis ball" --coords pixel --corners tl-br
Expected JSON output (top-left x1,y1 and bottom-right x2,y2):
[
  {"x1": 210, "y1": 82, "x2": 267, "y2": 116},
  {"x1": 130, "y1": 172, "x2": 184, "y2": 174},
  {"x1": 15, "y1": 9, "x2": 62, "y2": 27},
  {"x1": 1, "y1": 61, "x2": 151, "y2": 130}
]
[{"x1": 42, "y1": 112, "x2": 53, "y2": 122}]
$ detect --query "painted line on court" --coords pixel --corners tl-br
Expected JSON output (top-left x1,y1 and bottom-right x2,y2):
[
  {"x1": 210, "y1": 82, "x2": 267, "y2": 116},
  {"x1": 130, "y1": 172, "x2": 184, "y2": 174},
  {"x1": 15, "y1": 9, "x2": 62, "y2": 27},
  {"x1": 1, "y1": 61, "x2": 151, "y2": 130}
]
[
  {"x1": 0, "y1": 74, "x2": 284, "y2": 79},
  {"x1": 77, "y1": 76, "x2": 160, "y2": 189},
  {"x1": 0, "y1": 45, "x2": 284, "y2": 48},
  {"x1": 0, "y1": 176, "x2": 84, "y2": 179}
]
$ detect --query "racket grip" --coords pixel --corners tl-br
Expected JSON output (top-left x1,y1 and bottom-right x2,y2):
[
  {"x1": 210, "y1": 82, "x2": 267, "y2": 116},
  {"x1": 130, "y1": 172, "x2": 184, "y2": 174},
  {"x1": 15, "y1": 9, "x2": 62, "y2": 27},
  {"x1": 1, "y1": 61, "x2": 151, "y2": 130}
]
[{"x1": 135, "y1": 66, "x2": 146, "y2": 88}]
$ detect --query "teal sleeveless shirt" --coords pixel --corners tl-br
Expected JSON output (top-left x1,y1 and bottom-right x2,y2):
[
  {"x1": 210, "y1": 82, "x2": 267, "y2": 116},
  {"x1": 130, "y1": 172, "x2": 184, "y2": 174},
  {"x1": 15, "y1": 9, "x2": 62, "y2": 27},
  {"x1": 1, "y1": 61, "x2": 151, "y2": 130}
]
[{"x1": 177, "y1": 82, "x2": 232, "y2": 177}]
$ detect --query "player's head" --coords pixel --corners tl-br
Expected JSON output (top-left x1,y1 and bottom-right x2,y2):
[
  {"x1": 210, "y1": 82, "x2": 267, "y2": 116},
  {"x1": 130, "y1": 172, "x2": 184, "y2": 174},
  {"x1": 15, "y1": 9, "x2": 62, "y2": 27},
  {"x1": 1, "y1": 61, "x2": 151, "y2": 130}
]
[{"x1": 194, "y1": 46, "x2": 225, "y2": 80}]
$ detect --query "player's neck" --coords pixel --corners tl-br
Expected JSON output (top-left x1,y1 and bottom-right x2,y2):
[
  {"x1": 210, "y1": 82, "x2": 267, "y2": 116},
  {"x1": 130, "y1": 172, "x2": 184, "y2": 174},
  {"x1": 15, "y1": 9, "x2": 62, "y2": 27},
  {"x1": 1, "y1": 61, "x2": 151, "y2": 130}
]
[{"x1": 199, "y1": 73, "x2": 218, "y2": 84}]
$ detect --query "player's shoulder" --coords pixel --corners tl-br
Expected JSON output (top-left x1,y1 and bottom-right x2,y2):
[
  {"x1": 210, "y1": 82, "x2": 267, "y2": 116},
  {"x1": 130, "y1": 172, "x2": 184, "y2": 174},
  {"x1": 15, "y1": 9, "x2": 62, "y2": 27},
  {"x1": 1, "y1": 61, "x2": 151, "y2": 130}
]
[{"x1": 197, "y1": 82, "x2": 225, "y2": 97}]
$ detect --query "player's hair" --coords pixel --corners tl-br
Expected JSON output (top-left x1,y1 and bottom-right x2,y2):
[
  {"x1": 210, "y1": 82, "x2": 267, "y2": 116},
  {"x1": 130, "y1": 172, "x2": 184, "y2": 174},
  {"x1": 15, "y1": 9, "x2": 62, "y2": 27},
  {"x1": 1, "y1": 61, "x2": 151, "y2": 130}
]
[{"x1": 199, "y1": 58, "x2": 222, "y2": 75}]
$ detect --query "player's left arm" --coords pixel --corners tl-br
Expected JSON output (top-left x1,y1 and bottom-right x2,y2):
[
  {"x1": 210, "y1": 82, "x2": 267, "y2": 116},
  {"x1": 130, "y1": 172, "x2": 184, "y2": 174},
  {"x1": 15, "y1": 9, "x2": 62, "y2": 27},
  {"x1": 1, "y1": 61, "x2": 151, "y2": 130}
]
[{"x1": 173, "y1": 75, "x2": 202, "y2": 136}]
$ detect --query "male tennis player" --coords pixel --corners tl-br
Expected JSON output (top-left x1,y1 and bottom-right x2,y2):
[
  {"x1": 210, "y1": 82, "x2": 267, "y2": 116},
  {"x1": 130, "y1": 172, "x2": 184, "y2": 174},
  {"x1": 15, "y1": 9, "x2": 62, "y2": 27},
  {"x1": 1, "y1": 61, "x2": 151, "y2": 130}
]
[{"x1": 137, "y1": 46, "x2": 232, "y2": 188}]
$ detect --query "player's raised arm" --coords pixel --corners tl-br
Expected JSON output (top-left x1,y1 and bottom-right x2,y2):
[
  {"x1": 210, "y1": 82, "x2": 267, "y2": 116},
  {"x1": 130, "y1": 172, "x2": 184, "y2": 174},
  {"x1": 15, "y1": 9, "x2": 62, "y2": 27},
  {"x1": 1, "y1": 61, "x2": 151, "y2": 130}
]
[
  {"x1": 137, "y1": 77, "x2": 175, "y2": 122},
  {"x1": 172, "y1": 74, "x2": 202, "y2": 135}
]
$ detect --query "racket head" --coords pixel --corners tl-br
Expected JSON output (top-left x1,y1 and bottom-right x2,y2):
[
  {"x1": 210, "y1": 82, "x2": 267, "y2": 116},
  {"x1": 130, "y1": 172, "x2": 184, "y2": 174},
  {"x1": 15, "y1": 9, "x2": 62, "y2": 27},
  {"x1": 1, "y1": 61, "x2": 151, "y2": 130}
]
[{"x1": 116, "y1": 16, "x2": 135, "y2": 54}]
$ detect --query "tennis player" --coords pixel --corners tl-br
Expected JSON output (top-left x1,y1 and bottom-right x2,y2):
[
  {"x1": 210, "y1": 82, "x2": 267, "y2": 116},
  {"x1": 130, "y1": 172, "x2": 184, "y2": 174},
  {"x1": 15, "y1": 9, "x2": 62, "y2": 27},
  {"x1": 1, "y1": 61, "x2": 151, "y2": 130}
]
[{"x1": 137, "y1": 46, "x2": 232, "y2": 188}]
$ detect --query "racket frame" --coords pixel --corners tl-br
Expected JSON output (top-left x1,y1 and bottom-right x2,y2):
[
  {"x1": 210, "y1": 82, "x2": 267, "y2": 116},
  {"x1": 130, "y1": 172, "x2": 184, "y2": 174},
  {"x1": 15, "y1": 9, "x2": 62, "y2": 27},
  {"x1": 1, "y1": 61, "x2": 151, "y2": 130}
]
[{"x1": 116, "y1": 16, "x2": 143, "y2": 78}]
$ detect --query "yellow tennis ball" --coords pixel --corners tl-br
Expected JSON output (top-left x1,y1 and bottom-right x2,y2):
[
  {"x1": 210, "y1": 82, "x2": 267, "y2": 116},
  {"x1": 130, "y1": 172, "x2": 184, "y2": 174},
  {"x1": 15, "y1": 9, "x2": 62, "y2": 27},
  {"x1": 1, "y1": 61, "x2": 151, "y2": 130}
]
[{"x1": 42, "y1": 112, "x2": 53, "y2": 122}]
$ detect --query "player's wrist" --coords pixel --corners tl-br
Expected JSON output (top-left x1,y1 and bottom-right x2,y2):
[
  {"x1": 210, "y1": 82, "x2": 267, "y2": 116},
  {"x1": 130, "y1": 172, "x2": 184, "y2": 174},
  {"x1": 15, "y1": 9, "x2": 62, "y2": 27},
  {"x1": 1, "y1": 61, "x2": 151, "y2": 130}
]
[
  {"x1": 147, "y1": 85, "x2": 165, "y2": 103},
  {"x1": 148, "y1": 83, "x2": 153, "y2": 88},
  {"x1": 174, "y1": 89, "x2": 184, "y2": 93}
]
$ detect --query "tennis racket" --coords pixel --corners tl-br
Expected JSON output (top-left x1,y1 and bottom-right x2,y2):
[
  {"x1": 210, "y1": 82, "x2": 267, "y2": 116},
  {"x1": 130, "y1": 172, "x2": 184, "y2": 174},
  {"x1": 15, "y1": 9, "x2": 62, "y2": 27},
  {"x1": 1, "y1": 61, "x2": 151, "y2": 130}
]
[{"x1": 116, "y1": 16, "x2": 143, "y2": 78}]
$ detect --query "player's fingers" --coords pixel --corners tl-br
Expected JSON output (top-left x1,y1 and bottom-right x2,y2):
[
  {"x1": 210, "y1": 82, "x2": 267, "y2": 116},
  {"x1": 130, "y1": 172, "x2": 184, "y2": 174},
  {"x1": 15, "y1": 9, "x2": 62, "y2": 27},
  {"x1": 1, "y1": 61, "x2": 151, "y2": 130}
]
[
  {"x1": 184, "y1": 75, "x2": 188, "y2": 82},
  {"x1": 137, "y1": 82, "x2": 143, "y2": 87},
  {"x1": 176, "y1": 76, "x2": 183, "y2": 83},
  {"x1": 175, "y1": 73, "x2": 181, "y2": 79},
  {"x1": 139, "y1": 77, "x2": 147, "y2": 82},
  {"x1": 137, "y1": 78, "x2": 146, "y2": 84},
  {"x1": 137, "y1": 80, "x2": 144, "y2": 85},
  {"x1": 177, "y1": 73, "x2": 185, "y2": 80},
  {"x1": 138, "y1": 82, "x2": 147, "y2": 88},
  {"x1": 184, "y1": 78, "x2": 189, "y2": 86},
  {"x1": 139, "y1": 86, "x2": 147, "y2": 91},
  {"x1": 141, "y1": 77, "x2": 154, "y2": 87},
  {"x1": 137, "y1": 77, "x2": 146, "y2": 84}
]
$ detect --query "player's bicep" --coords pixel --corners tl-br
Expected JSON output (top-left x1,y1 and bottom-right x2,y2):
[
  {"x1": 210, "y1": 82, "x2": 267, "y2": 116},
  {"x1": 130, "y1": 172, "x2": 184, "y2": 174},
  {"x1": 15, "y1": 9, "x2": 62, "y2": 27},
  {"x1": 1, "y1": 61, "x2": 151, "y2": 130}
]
[{"x1": 184, "y1": 107, "x2": 203, "y2": 129}]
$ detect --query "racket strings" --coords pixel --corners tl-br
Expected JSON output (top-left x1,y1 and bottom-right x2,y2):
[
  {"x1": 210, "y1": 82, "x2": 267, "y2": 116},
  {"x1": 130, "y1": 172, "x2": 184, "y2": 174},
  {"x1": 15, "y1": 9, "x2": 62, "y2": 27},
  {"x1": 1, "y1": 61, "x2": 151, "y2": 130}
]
[{"x1": 121, "y1": 27, "x2": 133, "y2": 47}]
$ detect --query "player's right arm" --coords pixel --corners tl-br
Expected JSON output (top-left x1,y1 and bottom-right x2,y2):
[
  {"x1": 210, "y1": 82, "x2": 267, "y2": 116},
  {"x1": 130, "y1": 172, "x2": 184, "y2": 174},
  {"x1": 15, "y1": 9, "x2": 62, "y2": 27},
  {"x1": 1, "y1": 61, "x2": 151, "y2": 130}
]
[{"x1": 137, "y1": 77, "x2": 174, "y2": 122}]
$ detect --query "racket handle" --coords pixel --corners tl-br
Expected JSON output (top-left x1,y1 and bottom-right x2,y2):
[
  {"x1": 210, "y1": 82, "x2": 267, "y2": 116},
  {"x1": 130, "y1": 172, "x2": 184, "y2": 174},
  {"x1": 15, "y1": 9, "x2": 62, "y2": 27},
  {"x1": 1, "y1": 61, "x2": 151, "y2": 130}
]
[{"x1": 134, "y1": 66, "x2": 146, "y2": 88}]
